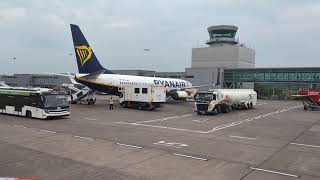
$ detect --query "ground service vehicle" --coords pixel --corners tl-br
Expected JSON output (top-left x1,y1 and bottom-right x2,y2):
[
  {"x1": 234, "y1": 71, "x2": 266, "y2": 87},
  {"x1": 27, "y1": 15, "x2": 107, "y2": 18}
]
[
  {"x1": 0, "y1": 87, "x2": 70, "y2": 119},
  {"x1": 119, "y1": 85, "x2": 166, "y2": 110},
  {"x1": 194, "y1": 89, "x2": 257, "y2": 115},
  {"x1": 295, "y1": 89, "x2": 320, "y2": 111},
  {"x1": 62, "y1": 83, "x2": 95, "y2": 105}
]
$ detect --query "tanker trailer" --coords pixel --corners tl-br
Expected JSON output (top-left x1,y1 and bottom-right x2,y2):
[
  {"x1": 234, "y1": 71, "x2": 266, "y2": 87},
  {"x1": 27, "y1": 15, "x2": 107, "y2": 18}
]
[{"x1": 194, "y1": 89, "x2": 257, "y2": 115}]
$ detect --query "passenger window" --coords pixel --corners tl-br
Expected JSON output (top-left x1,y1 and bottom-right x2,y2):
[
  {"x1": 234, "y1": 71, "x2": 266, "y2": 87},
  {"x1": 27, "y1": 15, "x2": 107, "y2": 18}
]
[
  {"x1": 142, "y1": 88, "x2": 148, "y2": 94},
  {"x1": 134, "y1": 88, "x2": 140, "y2": 94}
]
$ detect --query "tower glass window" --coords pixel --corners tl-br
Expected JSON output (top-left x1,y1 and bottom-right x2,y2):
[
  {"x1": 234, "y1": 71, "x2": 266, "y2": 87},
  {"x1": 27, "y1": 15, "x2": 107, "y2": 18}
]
[{"x1": 209, "y1": 30, "x2": 236, "y2": 39}]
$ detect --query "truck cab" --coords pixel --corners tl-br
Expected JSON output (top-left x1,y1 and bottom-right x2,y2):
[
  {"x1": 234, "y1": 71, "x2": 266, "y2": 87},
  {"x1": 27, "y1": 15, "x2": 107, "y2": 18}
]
[{"x1": 194, "y1": 92, "x2": 219, "y2": 115}]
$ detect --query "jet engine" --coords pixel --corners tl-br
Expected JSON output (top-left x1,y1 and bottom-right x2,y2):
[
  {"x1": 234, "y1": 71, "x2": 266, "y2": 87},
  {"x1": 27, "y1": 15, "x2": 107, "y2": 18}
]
[{"x1": 172, "y1": 90, "x2": 189, "y2": 100}]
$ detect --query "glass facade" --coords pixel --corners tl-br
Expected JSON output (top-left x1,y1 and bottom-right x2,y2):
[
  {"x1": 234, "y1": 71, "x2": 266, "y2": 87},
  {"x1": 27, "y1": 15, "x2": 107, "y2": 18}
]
[{"x1": 224, "y1": 68, "x2": 320, "y2": 83}]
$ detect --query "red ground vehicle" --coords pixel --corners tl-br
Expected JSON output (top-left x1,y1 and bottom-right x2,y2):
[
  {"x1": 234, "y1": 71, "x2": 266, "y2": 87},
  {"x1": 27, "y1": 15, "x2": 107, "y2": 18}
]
[{"x1": 296, "y1": 89, "x2": 320, "y2": 111}]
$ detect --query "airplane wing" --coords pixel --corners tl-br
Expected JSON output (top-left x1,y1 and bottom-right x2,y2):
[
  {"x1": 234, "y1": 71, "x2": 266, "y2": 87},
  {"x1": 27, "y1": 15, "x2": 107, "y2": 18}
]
[{"x1": 190, "y1": 84, "x2": 216, "y2": 89}]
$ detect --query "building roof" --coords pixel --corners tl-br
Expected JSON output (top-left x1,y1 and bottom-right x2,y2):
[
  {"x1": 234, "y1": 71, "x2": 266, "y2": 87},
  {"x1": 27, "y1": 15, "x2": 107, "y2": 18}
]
[{"x1": 207, "y1": 25, "x2": 238, "y2": 32}]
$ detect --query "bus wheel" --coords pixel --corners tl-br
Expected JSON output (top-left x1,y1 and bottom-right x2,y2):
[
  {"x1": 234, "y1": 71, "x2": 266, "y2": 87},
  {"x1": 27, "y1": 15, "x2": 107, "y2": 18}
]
[{"x1": 26, "y1": 111, "x2": 32, "y2": 118}]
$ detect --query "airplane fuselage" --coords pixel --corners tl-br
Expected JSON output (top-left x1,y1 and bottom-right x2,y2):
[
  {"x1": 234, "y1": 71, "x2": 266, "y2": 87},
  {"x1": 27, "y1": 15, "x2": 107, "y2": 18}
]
[{"x1": 75, "y1": 73, "x2": 192, "y2": 95}]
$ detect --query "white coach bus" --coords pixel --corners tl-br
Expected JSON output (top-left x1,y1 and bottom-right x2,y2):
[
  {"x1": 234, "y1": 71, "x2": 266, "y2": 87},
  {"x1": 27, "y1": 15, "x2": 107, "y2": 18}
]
[{"x1": 0, "y1": 87, "x2": 70, "y2": 119}]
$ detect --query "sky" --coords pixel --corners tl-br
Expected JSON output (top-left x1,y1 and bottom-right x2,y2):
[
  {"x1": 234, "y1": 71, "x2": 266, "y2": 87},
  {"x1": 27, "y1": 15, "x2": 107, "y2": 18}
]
[{"x1": 1, "y1": 0, "x2": 320, "y2": 74}]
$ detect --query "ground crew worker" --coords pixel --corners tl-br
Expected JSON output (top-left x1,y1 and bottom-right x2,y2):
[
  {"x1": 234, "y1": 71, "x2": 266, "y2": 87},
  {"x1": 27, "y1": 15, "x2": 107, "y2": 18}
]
[{"x1": 109, "y1": 97, "x2": 114, "y2": 110}]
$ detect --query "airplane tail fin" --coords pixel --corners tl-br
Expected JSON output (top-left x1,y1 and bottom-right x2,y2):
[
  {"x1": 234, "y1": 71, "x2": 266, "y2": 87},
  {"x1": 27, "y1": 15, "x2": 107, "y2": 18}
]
[{"x1": 70, "y1": 24, "x2": 113, "y2": 74}]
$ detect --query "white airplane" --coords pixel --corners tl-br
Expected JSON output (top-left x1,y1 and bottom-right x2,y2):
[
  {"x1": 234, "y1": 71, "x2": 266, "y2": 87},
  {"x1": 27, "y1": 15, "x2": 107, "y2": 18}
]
[{"x1": 70, "y1": 24, "x2": 210, "y2": 100}]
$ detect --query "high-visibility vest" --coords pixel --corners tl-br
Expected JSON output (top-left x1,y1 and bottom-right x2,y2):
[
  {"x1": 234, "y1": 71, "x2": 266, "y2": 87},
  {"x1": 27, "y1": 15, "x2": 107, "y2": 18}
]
[{"x1": 109, "y1": 99, "x2": 113, "y2": 104}]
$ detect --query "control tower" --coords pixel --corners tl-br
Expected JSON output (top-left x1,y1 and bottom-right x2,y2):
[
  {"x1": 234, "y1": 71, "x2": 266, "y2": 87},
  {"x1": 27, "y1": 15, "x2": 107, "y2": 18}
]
[
  {"x1": 191, "y1": 25, "x2": 255, "y2": 68},
  {"x1": 186, "y1": 25, "x2": 255, "y2": 88},
  {"x1": 206, "y1": 25, "x2": 238, "y2": 45}
]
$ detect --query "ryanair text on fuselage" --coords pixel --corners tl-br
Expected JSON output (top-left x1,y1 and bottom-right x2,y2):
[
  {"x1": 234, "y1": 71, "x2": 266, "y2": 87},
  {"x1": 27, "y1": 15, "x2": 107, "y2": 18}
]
[{"x1": 154, "y1": 79, "x2": 186, "y2": 88}]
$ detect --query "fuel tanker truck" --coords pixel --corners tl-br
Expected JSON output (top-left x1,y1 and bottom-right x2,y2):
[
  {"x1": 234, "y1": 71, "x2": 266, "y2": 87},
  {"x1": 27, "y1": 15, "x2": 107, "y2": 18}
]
[{"x1": 194, "y1": 89, "x2": 257, "y2": 115}]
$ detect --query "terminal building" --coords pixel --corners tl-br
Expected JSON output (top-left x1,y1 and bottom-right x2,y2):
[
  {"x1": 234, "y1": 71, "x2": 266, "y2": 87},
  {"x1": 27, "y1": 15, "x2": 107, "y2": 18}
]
[{"x1": 0, "y1": 74, "x2": 72, "y2": 88}]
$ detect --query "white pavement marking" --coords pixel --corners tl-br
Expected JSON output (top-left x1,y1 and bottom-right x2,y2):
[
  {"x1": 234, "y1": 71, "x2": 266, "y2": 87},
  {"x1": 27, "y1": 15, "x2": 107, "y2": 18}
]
[
  {"x1": 192, "y1": 119, "x2": 209, "y2": 123},
  {"x1": 162, "y1": 116, "x2": 180, "y2": 120},
  {"x1": 12, "y1": 125, "x2": 27, "y2": 128},
  {"x1": 229, "y1": 135, "x2": 257, "y2": 140},
  {"x1": 134, "y1": 116, "x2": 180, "y2": 124},
  {"x1": 115, "y1": 142, "x2": 143, "y2": 149},
  {"x1": 181, "y1": 114, "x2": 194, "y2": 117},
  {"x1": 84, "y1": 118, "x2": 98, "y2": 121},
  {"x1": 134, "y1": 114, "x2": 194, "y2": 124},
  {"x1": 290, "y1": 143, "x2": 320, "y2": 148},
  {"x1": 39, "y1": 130, "x2": 57, "y2": 134},
  {"x1": 172, "y1": 153, "x2": 208, "y2": 161},
  {"x1": 206, "y1": 105, "x2": 302, "y2": 133},
  {"x1": 153, "y1": 141, "x2": 188, "y2": 148},
  {"x1": 116, "y1": 105, "x2": 302, "y2": 134},
  {"x1": 73, "y1": 135, "x2": 95, "y2": 141},
  {"x1": 250, "y1": 167, "x2": 299, "y2": 178},
  {"x1": 115, "y1": 122, "x2": 208, "y2": 134}
]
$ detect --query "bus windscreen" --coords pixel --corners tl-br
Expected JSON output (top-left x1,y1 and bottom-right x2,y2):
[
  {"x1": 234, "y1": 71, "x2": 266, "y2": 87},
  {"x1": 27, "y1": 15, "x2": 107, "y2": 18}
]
[{"x1": 44, "y1": 95, "x2": 68, "y2": 108}]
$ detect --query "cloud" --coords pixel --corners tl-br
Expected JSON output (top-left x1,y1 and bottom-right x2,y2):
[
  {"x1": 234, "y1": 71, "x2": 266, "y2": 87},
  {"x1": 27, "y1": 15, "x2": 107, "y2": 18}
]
[
  {"x1": 0, "y1": 7, "x2": 26, "y2": 21},
  {"x1": 103, "y1": 22, "x2": 130, "y2": 29}
]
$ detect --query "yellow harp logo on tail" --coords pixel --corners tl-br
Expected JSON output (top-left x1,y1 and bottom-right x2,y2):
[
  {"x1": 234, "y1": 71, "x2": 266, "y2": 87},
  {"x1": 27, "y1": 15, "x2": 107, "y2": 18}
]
[{"x1": 75, "y1": 45, "x2": 92, "y2": 66}]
